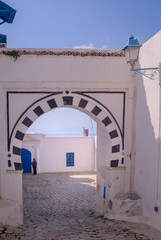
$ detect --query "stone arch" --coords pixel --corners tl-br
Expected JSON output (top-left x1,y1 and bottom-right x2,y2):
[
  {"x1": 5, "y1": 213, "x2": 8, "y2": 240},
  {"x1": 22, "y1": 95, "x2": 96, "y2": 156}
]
[{"x1": 8, "y1": 92, "x2": 124, "y2": 170}]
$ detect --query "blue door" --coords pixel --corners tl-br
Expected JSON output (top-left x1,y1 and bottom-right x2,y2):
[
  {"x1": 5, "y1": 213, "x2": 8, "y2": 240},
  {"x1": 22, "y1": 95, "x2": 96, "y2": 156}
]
[{"x1": 21, "y1": 148, "x2": 31, "y2": 173}]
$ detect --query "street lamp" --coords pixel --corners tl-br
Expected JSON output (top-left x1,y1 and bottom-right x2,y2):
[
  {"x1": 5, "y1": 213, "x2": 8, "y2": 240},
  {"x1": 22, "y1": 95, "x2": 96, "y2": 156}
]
[
  {"x1": 122, "y1": 35, "x2": 159, "y2": 80},
  {"x1": 123, "y1": 35, "x2": 141, "y2": 67}
]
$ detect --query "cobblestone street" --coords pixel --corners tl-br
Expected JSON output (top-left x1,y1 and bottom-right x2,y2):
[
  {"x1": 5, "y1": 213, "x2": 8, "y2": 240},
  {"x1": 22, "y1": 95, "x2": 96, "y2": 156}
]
[{"x1": 0, "y1": 172, "x2": 161, "y2": 240}]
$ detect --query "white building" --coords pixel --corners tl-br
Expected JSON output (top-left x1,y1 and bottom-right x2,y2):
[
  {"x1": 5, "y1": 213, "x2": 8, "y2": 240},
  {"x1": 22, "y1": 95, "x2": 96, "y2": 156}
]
[
  {"x1": 22, "y1": 134, "x2": 96, "y2": 174},
  {"x1": 0, "y1": 31, "x2": 161, "y2": 230}
]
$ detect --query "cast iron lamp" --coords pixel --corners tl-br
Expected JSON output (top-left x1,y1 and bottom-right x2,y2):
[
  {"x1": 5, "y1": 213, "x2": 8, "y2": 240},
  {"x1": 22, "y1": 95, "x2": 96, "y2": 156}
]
[{"x1": 123, "y1": 35, "x2": 159, "y2": 80}]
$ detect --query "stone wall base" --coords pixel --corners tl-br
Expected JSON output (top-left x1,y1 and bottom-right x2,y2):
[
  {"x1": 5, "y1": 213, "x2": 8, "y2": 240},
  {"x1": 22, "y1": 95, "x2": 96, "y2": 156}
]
[{"x1": 0, "y1": 199, "x2": 23, "y2": 226}]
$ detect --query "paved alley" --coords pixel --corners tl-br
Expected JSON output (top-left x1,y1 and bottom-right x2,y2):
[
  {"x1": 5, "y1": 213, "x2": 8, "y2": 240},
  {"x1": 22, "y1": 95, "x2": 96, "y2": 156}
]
[{"x1": 0, "y1": 172, "x2": 161, "y2": 240}]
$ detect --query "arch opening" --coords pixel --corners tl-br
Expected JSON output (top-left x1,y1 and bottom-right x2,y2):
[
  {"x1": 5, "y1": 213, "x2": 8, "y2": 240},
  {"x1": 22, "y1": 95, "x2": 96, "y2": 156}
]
[
  {"x1": 20, "y1": 106, "x2": 112, "y2": 215},
  {"x1": 22, "y1": 107, "x2": 98, "y2": 174},
  {"x1": 8, "y1": 93, "x2": 124, "y2": 171},
  {"x1": 4, "y1": 92, "x2": 127, "y2": 222}
]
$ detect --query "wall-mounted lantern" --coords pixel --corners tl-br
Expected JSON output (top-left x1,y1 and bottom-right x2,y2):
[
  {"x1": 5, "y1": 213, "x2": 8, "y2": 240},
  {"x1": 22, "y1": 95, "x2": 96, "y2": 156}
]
[{"x1": 122, "y1": 35, "x2": 159, "y2": 80}]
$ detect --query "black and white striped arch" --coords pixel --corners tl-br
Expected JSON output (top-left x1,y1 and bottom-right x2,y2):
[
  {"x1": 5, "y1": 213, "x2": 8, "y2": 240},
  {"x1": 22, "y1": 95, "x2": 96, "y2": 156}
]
[{"x1": 7, "y1": 91, "x2": 125, "y2": 170}]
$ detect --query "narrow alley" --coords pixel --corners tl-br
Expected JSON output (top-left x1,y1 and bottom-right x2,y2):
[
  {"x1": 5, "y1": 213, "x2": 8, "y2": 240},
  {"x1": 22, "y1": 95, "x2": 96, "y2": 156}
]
[{"x1": 0, "y1": 173, "x2": 160, "y2": 240}]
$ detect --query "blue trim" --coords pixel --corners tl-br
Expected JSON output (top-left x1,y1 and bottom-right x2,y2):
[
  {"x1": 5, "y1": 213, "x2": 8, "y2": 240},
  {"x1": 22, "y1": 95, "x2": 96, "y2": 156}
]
[
  {"x1": 0, "y1": 0, "x2": 16, "y2": 24},
  {"x1": 123, "y1": 35, "x2": 141, "y2": 51},
  {"x1": 66, "y1": 152, "x2": 74, "y2": 167},
  {"x1": 0, "y1": 34, "x2": 6, "y2": 43},
  {"x1": 131, "y1": 66, "x2": 159, "y2": 71},
  {"x1": 103, "y1": 186, "x2": 106, "y2": 199}
]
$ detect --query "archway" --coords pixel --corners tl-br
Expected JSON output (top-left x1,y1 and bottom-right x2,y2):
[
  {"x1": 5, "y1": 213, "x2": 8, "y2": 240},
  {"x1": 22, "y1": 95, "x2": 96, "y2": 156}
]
[
  {"x1": 23, "y1": 107, "x2": 97, "y2": 173},
  {"x1": 5, "y1": 91, "x2": 126, "y2": 217},
  {"x1": 8, "y1": 92, "x2": 124, "y2": 171}
]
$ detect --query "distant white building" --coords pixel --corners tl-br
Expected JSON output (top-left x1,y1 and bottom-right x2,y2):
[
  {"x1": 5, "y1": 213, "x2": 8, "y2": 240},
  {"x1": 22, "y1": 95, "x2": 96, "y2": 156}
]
[
  {"x1": 0, "y1": 31, "x2": 161, "y2": 230},
  {"x1": 22, "y1": 133, "x2": 96, "y2": 174}
]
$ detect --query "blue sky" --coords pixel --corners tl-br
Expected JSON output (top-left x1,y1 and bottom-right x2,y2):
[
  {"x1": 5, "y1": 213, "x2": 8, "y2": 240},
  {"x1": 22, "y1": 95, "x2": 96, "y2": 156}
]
[
  {"x1": 28, "y1": 108, "x2": 96, "y2": 136},
  {"x1": 1, "y1": 0, "x2": 161, "y2": 49},
  {"x1": 1, "y1": 0, "x2": 161, "y2": 136}
]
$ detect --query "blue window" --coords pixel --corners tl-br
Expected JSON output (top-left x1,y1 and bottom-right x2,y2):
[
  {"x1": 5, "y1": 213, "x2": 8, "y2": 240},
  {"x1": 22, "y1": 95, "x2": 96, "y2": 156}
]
[{"x1": 66, "y1": 152, "x2": 74, "y2": 167}]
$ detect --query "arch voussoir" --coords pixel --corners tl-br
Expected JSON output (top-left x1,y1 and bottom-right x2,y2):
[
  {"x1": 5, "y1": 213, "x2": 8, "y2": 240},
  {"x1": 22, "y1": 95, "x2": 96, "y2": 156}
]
[{"x1": 9, "y1": 93, "x2": 124, "y2": 171}]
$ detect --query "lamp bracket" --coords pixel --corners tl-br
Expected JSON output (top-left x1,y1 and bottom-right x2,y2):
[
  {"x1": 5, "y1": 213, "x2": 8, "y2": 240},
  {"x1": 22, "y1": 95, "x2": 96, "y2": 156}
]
[{"x1": 131, "y1": 66, "x2": 160, "y2": 80}]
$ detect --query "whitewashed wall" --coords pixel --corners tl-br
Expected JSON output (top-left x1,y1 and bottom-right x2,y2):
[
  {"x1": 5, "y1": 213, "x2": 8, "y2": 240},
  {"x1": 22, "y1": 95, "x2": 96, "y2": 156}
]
[
  {"x1": 0, "y1": 33, "x2": 161, "y2": 229},
  {"x1": 0, "y1": 49, "x2": 133, "y2": 226},
  {"x1": 23, "y1": 134, "x2": 96, "y2": 173},
  {"x1": 132, "y1": 30, "x2": 161, "y2": 230}
]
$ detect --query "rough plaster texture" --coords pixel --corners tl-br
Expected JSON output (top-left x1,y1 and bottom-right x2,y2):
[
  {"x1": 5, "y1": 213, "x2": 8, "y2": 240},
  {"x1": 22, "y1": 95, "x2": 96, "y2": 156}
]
[
  {"x1": 108, "y1": 192, "x2": 142, "y2": 217},
  {"x1": 0, "y1": 199, "x2": 23, "y2": 226}
]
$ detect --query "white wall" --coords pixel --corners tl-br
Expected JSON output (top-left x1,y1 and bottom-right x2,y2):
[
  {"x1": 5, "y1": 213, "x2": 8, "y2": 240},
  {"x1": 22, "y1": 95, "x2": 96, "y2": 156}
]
[
  {"x1": 23, "y1": 134, "x2": 96, "y2": 173},
  {"x1": 0, "y1": 171, "x2": 23, "y2": 226},
  {"x1": 0, "y1": 50, "x2": 131, "y2": 86},
  {"x1": 133, "y1": 30, "x2": 161, "y2": 230},
  {"x1": 0, "y1": 48, "x2": 133, "y2": 226},
  {"x1": 96, "y1": 122, "x2": 111, "y2": 213},
  {"x1": 0, "y1": 34, "x2": 161, "y2": 229}
]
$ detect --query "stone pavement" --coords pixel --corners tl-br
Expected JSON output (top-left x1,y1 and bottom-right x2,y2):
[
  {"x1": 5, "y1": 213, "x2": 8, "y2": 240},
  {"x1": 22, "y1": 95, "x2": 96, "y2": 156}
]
[{"x1": 0, "y1": 172, "x2": 161, "y2": 240}]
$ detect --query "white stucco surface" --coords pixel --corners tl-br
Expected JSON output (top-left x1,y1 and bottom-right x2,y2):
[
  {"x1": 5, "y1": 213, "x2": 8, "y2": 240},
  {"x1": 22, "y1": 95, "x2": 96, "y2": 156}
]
[
  {"x1": 0, "y1": 33, "x2": 161, "y2": 230},
  {"x1": 133, "y1": 30, "x2": 161, "y2": 230},
  {"x1": 0, "y1": 50, "x2": 131, "y2": 86},
  {"x1": 0, "y1": 48, "x2": 137, "y2": 227},
  {"x1": 0, "y1": 171, "x2": 23, "y2": 226},
  {"x1": 0, "y1": 199, "x2": 23, "y2": 226},
  {"x1": 23, "y1": 134, "x2": 96, "y2": 173}
]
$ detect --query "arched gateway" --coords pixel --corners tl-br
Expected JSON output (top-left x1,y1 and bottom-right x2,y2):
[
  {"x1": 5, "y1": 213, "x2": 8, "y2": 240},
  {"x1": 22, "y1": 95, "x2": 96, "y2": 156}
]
[
  {"x1": 1, "y1": 33, "x2": 161, "y2": 230},
  {"x1": 0, "y1": 49, "x2": 133, "y2": 226},
  {"x1": 8, "y1": 91, "x2": 125, "y2": 170}
]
